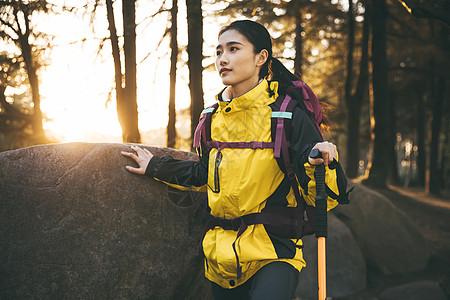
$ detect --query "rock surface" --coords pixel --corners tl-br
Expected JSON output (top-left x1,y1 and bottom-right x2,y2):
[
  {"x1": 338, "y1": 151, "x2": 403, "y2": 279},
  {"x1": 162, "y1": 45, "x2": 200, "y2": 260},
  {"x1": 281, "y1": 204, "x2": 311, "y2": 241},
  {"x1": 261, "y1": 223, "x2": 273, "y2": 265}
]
[
  {"x1": 0, "y1": 143, "x2": 211, "y2": 300},
  {"x1": 295, "y1": 214, "x2": 366, "y2": 300},
  {"x1": 378, "y1": 280, "x2": 447, "y2": 300},
  {"x1": 1, "y1": 143, "x2": 431, "y2": 299},
  {"x1": 333, "y1": 183, "x2": 430, "y2": 275}
]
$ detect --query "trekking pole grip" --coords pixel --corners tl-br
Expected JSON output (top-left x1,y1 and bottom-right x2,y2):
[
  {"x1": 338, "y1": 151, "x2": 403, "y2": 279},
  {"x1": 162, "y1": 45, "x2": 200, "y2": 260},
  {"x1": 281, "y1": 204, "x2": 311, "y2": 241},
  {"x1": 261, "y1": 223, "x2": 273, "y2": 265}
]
[{"x1": 310, "y1": 149, "x2": 327, "y2": 238}]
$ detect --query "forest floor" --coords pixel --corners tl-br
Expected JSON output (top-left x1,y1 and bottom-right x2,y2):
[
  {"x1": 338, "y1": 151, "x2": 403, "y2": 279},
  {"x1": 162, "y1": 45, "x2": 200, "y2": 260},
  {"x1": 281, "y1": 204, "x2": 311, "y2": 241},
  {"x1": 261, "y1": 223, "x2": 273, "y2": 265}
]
[{"x1": 336, "y1": 185, "x2": 450, "y2": 300}]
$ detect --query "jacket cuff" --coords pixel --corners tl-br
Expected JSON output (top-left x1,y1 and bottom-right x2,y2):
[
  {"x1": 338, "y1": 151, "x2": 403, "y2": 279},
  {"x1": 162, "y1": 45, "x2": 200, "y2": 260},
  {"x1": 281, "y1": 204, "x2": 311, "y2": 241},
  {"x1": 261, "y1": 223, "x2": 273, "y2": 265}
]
[
  {"x1": 302, "y1": 142, "x2": 318, "y2": 164},
  {"x1": 145, "y1": 156, "x2": 161, "y2": 177}
]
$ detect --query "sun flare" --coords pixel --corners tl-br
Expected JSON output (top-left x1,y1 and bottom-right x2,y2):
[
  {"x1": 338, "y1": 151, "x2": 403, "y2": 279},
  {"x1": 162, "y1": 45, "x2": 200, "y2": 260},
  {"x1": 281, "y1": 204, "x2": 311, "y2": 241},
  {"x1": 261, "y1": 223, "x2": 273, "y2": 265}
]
[{"x1": 36, "y1": 2, "x2": 223, "y2": 145}]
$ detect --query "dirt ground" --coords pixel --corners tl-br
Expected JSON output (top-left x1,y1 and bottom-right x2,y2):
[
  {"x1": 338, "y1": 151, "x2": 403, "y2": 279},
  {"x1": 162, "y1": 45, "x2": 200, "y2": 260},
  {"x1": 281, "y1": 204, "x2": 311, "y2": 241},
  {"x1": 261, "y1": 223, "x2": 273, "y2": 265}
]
[{"x1": 335, "y1": 186, "x2": 450, "y2": 300}]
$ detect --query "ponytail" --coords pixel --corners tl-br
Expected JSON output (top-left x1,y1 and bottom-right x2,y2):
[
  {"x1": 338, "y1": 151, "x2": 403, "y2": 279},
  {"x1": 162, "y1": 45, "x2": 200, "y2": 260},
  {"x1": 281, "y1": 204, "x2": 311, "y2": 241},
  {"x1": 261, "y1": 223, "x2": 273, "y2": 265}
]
[
  {"x1": 267, "y1": 57, "x2": 329, "y2": 129},
  {"x1": 266, "y1": 57, "x2": 308, "y2": 112},
  {"x1": 267, "y1": 57, "x2": 299, "y2": 95}
]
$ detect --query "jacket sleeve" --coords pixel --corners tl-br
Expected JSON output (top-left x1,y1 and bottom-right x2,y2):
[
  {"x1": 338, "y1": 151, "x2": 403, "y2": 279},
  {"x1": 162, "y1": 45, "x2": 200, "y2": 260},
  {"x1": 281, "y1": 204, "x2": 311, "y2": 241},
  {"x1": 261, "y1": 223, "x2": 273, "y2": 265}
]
[
  {"x1": 290, "y1": 107, "x2": 350, "y2": 210},
  {"x1": 144, "y1": 144, "x2": 209, "y2": 192}
]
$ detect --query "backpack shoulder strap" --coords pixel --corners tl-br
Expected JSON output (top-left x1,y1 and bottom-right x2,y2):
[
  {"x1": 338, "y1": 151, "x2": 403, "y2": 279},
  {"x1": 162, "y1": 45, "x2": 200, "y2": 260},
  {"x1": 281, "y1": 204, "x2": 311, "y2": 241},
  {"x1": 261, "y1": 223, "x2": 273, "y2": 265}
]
[
  {"x1": 271, "y1": 93, "x2": 296, "y2": 158},
  {"x1": 271, "y1": 82, "x2": 325, "y2": 208},
  {"x1": 271, "y1": 92, "x2": 304, "y2": 204},
  {"x1": 193, "y1": 103, "x2": 219, "y2": 148}
]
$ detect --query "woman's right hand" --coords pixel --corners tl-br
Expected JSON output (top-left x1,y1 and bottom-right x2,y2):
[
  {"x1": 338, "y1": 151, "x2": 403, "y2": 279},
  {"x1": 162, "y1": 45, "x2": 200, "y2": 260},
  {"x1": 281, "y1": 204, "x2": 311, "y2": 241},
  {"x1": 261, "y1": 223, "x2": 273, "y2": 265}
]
[
  {"x1": 308, "y1": 141, "x2": 337, "y2": 167},
  {"x1": 121, "y1": 145, "x2": 154, "y2": 175}
]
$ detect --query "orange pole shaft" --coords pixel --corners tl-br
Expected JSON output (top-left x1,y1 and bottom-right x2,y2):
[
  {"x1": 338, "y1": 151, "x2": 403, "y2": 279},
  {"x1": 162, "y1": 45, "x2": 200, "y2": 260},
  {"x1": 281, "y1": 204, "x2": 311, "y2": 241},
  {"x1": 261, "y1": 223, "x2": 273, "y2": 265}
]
[{"x1": 318, "y1": 237, "x2": 327, "y2": 300}]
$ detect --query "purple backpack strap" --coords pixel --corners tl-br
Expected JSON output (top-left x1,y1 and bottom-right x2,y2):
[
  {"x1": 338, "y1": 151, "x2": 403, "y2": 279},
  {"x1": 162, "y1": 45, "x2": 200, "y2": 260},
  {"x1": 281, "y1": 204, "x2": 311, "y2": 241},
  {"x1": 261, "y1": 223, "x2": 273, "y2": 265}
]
[
  {"x1": 281, "y1": 127, "x2": 303, "y2": 203},
  {"x1": 272, "y1": 89, "x2": 308, "y2": 207},
  {"x1": 272, "y1": 94, "x2": 294, "y2": 158},
  {"x1": 193, "y1": 104, "x2": 218, "y2": 148},
  {"x1": 206, "y1": 141, "x2": 274, "y2": 151}
]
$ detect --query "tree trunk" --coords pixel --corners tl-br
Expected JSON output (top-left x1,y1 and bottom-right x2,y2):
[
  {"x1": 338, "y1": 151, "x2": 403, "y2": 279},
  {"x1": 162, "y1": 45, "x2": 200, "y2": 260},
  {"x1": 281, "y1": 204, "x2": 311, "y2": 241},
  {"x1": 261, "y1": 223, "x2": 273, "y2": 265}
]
[
  {"x1": 365, "y1": 0, "x2": 390, "y2": 188},
  {"x1": 344, "y1": 0, "x2": 356, "y2": 177},
  {"x1": 106, "y1": 0, "x2": 126, "y2": 143},
  {"x1": 20, "y1": 37, "x2": 44, "y2": 141},
  {"x1": 426, "y1": 21, "x2": 447, "y2": 195},
  {"x1": 388, "y1": 89, "x2": 399, "y2": 185},
  {"x1": 345, "y1": 0, "x2": 355, "y2": 104},
  {"x1": 294, "y1": 8, "x2": 303, "y2": 76},
  {"x1": 345, "y1": 0, "x2": 369, "y2": 178},
  {"x1": 428, "y1": 75, "x2": 445, "y2": 195},
  {"x1": 167, "y1": 0, "x2": 178, "y2": 148},
  {"x1": 416, "y1": 89, "x2": 426, "y2": 186},
  {"x1": 186, "y1": 0, "x2": 204, "y2": 150},
  {"x1": 441, "y1": 117, "x2": 450, "y2": 190},
  {"x1": 17, "y1": 8, "x2": 45, "y2": 142},
  {"x1": 122, "y1": 0, "x2": 141, "y2": 143}
]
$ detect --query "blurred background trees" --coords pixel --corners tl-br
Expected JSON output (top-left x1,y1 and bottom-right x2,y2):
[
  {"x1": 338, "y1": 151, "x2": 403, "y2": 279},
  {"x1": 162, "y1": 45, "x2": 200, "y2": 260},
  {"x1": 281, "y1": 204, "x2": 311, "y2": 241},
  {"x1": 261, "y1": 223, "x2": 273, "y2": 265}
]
[
  {"x1": 105, "y1": 0, "x2": 141, "y2": 143},
  {"x1": 186, "y1": 0, "x2": 204, "y2": 151},
  {"x1": 0, "y1": 0, "x2": 448, "y2": 195},
  {"x1": 0, "y1": 0, "x2": 52, "y2": 146}
]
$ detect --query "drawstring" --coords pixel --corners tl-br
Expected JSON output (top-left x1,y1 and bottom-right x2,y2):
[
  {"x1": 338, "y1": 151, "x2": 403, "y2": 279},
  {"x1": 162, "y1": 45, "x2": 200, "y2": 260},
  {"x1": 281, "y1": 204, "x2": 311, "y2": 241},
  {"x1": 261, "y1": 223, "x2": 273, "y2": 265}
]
[
  {"x1": 197, "y1": 205, "x2": 307, "y2": 280},
  {"x1": 196, "y1": 213, "x2": 252, "y2": 280},
  {"x1": 232, "y1": 219, "x2": 248, "y2": 279}
]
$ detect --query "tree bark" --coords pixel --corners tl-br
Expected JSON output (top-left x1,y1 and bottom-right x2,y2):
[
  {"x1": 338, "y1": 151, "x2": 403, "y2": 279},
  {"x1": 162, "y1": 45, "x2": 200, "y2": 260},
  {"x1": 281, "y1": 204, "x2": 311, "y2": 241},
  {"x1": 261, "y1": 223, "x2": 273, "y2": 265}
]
[
  {"x1": 365, "y1": 0, "x2": 390, "y2": 187},
  {"x1": 186, "y1": 0, "x2": 204, "y2": 150},
  {"x1": 428, "y1": 75, "x2": 445, "y2": 195},
  {"x1": 122, "y1": 0, "x2": 141, "y2": 143},
  {"x1": 294, "y1": 8, "x2": 303, "y2": 76},
  {"x1": 344, "y1": 0, "x2": 356, "y2": 177},
  {"x1": 388, "y1": 89, "x2": 399, "y2": 185},
  {"x1": 425, "y1": 20, "x2": 447, "y2": 195},
  {"x1": 106, "y1": 0, "x2": 127, "y2": 142},
  {"x1": 167, "y1": 0, "x2": 178, "y2": 148},
  {"x1": 345, "y1": 0, "x2": 369, "y2": 178},
  {"x1": 345, "y1": 0, "x2": 355, "y2": 104},
  {"x1": 15, "y1": 6, "x2": 45, "y2": 141},
  {"x1": 440, "y1": 117, "x2": 449, "y2": 191},
  {"x1": 106, "y1": 0, "x2": 122, "y2": 93},
  {"x1": 416, "y1": 88, "x2": 426, "y2": 186}
]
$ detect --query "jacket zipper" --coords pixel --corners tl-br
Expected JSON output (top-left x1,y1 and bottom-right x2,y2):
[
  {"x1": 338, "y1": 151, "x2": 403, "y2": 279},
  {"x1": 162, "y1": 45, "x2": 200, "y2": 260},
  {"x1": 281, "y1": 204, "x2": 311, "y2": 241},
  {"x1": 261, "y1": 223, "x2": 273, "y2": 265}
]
[{"x1": 213, "y1": 151, "x2": 223, "y2": 193}]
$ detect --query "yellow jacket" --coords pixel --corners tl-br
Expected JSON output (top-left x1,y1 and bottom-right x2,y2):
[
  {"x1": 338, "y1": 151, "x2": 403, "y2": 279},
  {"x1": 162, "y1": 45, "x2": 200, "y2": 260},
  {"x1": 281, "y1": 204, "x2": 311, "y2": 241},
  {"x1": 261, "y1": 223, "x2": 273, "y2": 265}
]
[{"x1": 146, "y1": 79, "x2": 348, "y2": 289}]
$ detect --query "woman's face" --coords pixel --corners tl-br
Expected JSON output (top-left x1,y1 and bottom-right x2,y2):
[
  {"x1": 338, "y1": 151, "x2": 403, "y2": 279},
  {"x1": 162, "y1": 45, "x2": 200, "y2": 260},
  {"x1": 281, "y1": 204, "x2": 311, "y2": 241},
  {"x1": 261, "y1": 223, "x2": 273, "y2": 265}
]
[{"x1": 215, "y1": 29, "x2": 267, "y2": 94}]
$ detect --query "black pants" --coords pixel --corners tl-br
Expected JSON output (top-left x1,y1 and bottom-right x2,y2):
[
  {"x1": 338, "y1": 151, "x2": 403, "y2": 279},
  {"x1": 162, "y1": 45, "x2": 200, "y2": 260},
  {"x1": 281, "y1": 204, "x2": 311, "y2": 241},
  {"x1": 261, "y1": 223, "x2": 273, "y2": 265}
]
[{"x1": 211, "y1": 262, "x2": 299, "y2": 300}]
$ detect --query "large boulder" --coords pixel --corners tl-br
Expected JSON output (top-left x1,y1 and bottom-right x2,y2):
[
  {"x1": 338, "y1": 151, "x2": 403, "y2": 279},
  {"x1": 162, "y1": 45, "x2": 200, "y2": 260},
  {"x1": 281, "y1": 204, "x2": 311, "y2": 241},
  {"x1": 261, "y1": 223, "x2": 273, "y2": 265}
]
[
  {"x1": 3, "y1": 143, "x2": 430, "y2": 299},
  {"x1": 333, "y1": 183, "x2": 430, "y2": 275},
  {"x1": 295, "y1": 213, "x2": 366, "y2": 299},
  {"x1": 378, "y1": 280, "x2": 447, "y2": 300},
  {"x1": 0, "y1": 143, "x2": 211, "y2": 300}
]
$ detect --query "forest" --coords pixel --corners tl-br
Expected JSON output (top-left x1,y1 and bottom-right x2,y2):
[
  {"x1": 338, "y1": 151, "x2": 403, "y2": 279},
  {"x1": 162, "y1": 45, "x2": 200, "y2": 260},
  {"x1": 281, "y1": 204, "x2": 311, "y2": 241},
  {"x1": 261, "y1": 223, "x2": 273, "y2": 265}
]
[{"x1": 0, "y1": 0, "x2": 449, "y2": 195}]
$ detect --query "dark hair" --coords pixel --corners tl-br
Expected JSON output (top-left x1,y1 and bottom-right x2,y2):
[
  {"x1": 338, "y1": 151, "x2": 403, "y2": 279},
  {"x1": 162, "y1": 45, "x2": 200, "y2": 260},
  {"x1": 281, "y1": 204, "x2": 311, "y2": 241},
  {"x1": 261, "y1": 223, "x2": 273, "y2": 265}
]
[
  {"x1": 219, "y1": 20, "x2": 328, "y2": 128},
  {"x1": 219, "y1": 20, "x2": 300, "y2": 94},
  {"x1": 219, "y1": 20, "x2": 271, "y2": 79}
]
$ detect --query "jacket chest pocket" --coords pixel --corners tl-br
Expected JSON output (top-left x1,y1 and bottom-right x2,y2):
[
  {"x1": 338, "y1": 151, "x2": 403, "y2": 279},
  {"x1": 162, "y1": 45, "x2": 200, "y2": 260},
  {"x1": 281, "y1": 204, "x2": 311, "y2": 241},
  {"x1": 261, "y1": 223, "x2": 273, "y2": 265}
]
[{"x1": 208, "y1": 150, "x2": 223, "y2": 194}]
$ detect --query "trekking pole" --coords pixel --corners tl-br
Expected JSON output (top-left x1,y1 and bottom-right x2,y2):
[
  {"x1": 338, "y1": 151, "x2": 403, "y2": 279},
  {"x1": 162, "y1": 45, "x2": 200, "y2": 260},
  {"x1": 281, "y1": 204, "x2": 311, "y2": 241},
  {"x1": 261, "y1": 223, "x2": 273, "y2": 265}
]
[{"x1": 310, "y1": 148, "x2": 327, "y2": 300}]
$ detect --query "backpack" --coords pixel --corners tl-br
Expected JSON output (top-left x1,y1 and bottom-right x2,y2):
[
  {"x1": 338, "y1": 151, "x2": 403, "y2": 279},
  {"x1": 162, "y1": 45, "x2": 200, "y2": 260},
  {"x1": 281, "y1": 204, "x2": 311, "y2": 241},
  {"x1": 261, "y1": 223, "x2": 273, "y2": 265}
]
[{"x1": 193, "y1": 81, "x2": 326, "y2": 278}]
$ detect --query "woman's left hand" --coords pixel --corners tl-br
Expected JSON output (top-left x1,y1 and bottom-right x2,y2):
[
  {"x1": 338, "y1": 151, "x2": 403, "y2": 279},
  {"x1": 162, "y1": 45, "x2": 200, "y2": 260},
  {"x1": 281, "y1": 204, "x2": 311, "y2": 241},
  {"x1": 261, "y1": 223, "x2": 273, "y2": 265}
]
[
  {"x1": 121, "y1": 145, "x2": 154, "y2": 175},
  {"x1": 308, "y1": 141, "x2": 337, "y2": 167}
]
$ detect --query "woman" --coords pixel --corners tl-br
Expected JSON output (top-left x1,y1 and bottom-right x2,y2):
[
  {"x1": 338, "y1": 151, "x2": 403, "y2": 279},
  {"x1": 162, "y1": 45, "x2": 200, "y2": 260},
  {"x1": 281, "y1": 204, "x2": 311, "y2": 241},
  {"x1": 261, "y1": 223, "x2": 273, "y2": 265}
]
[{"x1": 122, "y1": 20, "x2": 348, "y2": 300}]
